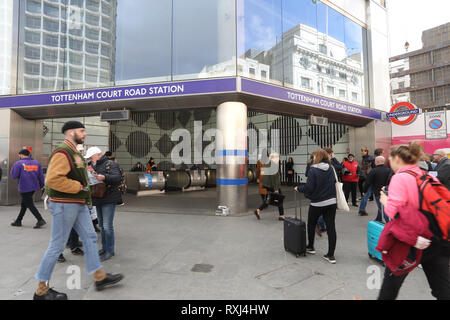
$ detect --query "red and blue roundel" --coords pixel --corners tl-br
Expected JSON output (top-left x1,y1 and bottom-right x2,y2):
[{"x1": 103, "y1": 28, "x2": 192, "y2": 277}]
[
  {"x1": 387, "y1": 102, "x2": 419, "y2": 126},
  {"x1": 429, "y1": 119, "x2": 443, "y2": 130}
]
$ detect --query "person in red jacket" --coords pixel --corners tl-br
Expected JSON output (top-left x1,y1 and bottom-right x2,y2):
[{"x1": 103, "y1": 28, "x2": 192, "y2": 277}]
[{"x1": 341, "y1": 154, "x2": 360, "y2": 207}]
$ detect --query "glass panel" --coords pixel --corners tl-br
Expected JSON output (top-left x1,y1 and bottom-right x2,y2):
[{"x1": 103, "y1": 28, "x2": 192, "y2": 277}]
[
  {"x1": 44, "y1": 3, "x2": 60, "y2": 18},
  {"x1": 43, "y1": 18, "x2": 59, "y2": 32},
  {"x1": 278, "y1": 0, "x2": 368, "y2": 106},
  {"x1": 26, "y1": 1, "x2": 42, "y2": 14},
  {"x1": 115, "y1": 0, "x2": 172, "y2": 84},
  {"x1": 173, "y1": 0, "x2": 236, "y2": 80},
  {"x1": 25, "y1": 31, "x2": 41, "y2": 44},
  {"x1": 25, "y1": 62, "x2": 40, "y2": 75},
  {"x1": 26, "y1": 15, "x2": 41, "y2": 29},
  {"x1": 43, "y1": 33, "x2": 59, "y2": 47},
  {"x1": 237, "y1": 0, "x2": 282, "y2": 84}
]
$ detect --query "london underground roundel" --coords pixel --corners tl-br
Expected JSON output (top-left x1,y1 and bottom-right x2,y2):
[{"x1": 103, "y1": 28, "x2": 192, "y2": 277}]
[{"x1": 388, "y1": 102, "x2": 419, "y2": 126}]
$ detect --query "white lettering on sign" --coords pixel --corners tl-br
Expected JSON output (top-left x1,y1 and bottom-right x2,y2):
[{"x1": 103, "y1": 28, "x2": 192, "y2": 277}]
[
  {"x1": 148, "y1": 84, "x2": 185, "y2": 95},
  {"x1": 124, "y1": 88, "x2": 147, "y2": 97},
  {"x1": 49, "y1": 84, "x2": 185, "y2": 104},
  {"x1": 51, "y1": 92, "x2": 95, "y2": 103},
  {"x1": 286, "y1": 91, "x2": 363, "y2": 115}
]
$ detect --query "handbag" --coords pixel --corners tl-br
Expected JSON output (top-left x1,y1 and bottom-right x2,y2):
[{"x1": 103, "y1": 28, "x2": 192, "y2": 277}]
[
  {"x1": 332, "y1": 167, "x2": 349, "y2": 212},
  {"x1": 268, "y1": 192, "x2": 285, "y2": 207},
  {"x1": 91, "y1": 182, "x2": 106, "y2": 198}
]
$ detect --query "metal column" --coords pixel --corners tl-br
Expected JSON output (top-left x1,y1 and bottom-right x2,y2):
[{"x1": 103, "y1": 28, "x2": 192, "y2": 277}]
[{"x1": 216, "y1": 102, "x2": 248, "y2": 215}]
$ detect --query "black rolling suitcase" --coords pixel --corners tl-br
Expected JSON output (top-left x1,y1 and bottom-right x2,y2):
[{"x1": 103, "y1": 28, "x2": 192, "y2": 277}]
[{"x1": 284, "y1": 191, "x2": 307, "y2": 257}]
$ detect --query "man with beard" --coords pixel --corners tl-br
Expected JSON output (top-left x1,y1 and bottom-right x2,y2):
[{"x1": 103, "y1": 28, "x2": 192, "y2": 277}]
[{"x1": 33, "y1": 121, "x2": 123, "y2": 300}]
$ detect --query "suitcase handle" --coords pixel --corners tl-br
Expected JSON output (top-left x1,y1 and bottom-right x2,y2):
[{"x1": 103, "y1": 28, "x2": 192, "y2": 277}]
[{"x1": 294, "y1": 189, "x2": 302, "y2": 220}]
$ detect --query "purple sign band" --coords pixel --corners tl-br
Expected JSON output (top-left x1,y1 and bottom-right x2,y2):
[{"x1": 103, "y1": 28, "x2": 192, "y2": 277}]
[
  {"x1": 241, "y1": 78, "x2": 382, "y2": 120},
  {"x1": 0, "y1": 78, "x2": 237, "y2": 109}
]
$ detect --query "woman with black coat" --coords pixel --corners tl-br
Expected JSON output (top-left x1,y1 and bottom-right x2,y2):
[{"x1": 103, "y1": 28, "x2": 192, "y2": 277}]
[
  {"x1": 85, "y1": 147, "x2": 122, "y2": 262},
  {"x1": 295, "y1": 149, "x2": 338, "y2": 264}
]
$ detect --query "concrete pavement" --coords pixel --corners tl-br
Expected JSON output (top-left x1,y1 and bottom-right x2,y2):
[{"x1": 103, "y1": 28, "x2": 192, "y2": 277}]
[{"x1": 0, "y1": 186, "x2": 436, "y2": 300}]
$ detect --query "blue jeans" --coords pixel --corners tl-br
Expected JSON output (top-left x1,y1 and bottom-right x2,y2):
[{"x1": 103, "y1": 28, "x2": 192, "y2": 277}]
[
  {"x1": 359, "y1": 186, "x2": 373, "y2": 211},
  {"x1": 35, "y1": 202, "x2": 103, "y2": 282},
  {"x1": 375, "y1": 195, "x2": 390, "y2": 223},
  {"x1": 97, "y1": 203, "x2": 116, "y2": 255}
]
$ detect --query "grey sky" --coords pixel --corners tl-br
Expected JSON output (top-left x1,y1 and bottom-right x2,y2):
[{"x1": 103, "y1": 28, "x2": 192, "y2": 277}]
[{"x1": 387, "y1": 0, "x2": 450, "y2": 56}]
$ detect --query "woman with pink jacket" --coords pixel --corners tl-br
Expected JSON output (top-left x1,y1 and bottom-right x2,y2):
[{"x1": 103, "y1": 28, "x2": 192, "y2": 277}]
[{"x1": 378, "y1": 142, "x2": 450, "y2": 300}]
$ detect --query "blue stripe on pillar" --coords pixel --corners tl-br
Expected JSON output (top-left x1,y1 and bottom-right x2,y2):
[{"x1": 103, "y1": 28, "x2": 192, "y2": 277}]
[
  {"x1": 216, "y1": 150, "x2": 248, "y2": 156},
  {"x1": 216, "y1": 178, "x2": 248, "y2": 186}
]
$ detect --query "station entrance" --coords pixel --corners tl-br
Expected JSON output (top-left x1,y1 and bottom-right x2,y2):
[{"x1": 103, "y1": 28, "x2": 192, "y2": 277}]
[
  {"x1": 0, "y1": 77, "x2": 388, "y2": 210},
  {"x1": 18, "y1": 109, "x2": 353, "y2": 215}
]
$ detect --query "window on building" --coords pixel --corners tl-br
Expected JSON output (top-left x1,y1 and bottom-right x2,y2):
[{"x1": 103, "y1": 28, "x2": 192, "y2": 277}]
[
  {"x1": 339, "y1": 89, "x2": 346, "y2": 99},
  {"x1": 26, "y1": 1, "x2": 42, "y2": 14},
  {"x1": 101, "y1": 45, "x2": 111, "y2": 57},
  {"x1": 327, "y1": 86, "x2": 335, "y2": 96},
  {"x1": 352, "y1": 92, "x2": 358, "y2": 101},
  {"x1": 102, "y1": 4, "x2": 112, "y2": 15},
  {"x1": 319, "y1": 44, "x2": 327, "y2": 55},
  {"x1": 301, "y1": 77, "x2": 311, "y2": 89},
  {"x1": 261, "y1": 70, "x2": 267, "y2": 79},
  {"x1": 86, "y1": 41, "x2": 99, "y2": 54},
  {"x1": 85, "y1": 70, "x2": 99, "y2": 82},
  {"x1": 339, "y1": 72, "x2": 347, "y2": 80},
  {"x1": 398, "y1": 81, "x2": 405, "y2": 89},
  {"x1": 44, "y1": 4, "x2": 59, "y2": 18},
  {"x1": 86, "y1": 28, "x2": 99, "y2": 40},
  {"x1": 42, "y1": 49, "x2": 58, "y2": 62},
  {"x1": 69, "y1": 52, "x2": 83, "y2": 65},
  {"x1": 43, "y1": 18, "x2": 59, "y2": 32},
  {"x1": 101, "y1": 31, "x2": 112, "y2": 43},
  {"x1": 43, "y1": 34, "x2": 59, "y2": 47},
  {"x1": 86, "y1": 13, "x2": 99, "y2": 26},
  {"x1": 25, "y1": 62, "x2": 40, "y2": 75},
  {"x1": 70, "y1": 67, "x2": 83, "y2": 80},
  {"x1": 102, "y1": 18, "x2": 112, "y2": 29},
  {"x1": 42, "y1": 64, "x2": 57, "y2": 77},
  {"x1": 26, "y1": 16, "x2": 41, "y2": 29},
  {"x1": 69, "y1": 38, "x2": 83, "y2": 51},
  {"x1": 249, "y1": 68, "x2": 256, "y2": 76},
  {"x1": 25, "y1": 78, "x2": 40, "y2": 91},
  {"x1": 25, "y1": 46, "x2": 41, "y2": 60},
  {"x1": 86, "y1": 0, "x2": 100, "y2": 11},
  {"x1": 25, "y1": 31, "x2": 41, "y2": 44},
  {"x1": 86, "y1": 56, "x2": 99, "y2": 68}
]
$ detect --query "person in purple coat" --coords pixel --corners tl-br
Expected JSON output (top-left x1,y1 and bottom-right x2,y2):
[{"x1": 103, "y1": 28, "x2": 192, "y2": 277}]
[{"x1": 10, "y1": 149, "x2": 46, "y2": 229}]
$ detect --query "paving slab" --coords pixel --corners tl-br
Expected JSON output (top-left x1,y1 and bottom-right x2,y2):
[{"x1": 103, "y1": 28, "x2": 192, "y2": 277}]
[{"x1": 0, "y1": 186, "x2": 438, "y2": 300}]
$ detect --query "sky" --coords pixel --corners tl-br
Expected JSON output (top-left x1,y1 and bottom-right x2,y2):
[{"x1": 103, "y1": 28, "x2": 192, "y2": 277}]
[{"x1": 387, "y1": 0, "x2": 450, "y2": 56}]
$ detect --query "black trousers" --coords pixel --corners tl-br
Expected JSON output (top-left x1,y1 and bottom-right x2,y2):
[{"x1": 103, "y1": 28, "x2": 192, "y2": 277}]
[
  {"x1": 16, "y1": 191, "x2": 43, "y2": 222},
  {"x1": 358, "y1": 177, "x2": 366, "y2": 197},
  {"x1": 286, "y1": 174, "x2": 294, "y2": 186},
  {"x1": 378, "y1": 247, "x2": 450, "y2": 300},
  {"x1": 259, "y1": 188, "x2": 284, "y2": 216},
  {"x1": 307, "y1": 204, "x2": 337, "y2": 256},
  {"x1": 343, "y1": 181, "x2": 357, "y2": 205}
]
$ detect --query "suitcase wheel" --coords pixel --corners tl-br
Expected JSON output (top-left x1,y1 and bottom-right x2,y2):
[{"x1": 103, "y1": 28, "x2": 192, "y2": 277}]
[{"x1": 368, "y1": 253, "x2": 373, "y2": 259}]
